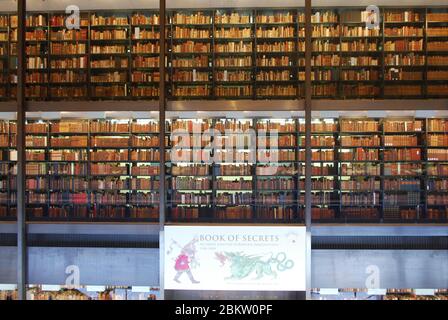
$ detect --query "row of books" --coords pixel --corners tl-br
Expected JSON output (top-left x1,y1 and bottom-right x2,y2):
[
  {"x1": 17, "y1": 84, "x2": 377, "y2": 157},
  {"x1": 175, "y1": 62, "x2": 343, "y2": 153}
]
[
  {"x1": 215, "y1": 178, "x2": 253, "y2": 190},
  {"x1": 427, "y1": 134, "x2": 448, "y2": 147},
  {"x1": 26, "y1": 136, "x2": 162, "y2": 149},
  {"x1": 384, "y1": 135, "x2": 419, "y2": 146},
  {"x1": 384, "y1": 207, "x2": 419, "y2": 220},
  {"x1": 6, "y1": 9, "x2": 446, "y2": 29},
  {"x1": 341, "y1": 136, "x2": 381, "y2": 147},
  {"x1": 384, "y1": 179, "x2": 420, "y2": 191},
  {"x1": 384, "y1": 149, "x2": 421, "y2": 161},
  {"x1": 26, "y1": 121, "x2": 161, "y2": 133},
  {"x1": 340, "y1": 149, "x2": 378, "y2": 161},
  {"x1": 12, "y1": 24, "x2": 446, "y2": 42}
]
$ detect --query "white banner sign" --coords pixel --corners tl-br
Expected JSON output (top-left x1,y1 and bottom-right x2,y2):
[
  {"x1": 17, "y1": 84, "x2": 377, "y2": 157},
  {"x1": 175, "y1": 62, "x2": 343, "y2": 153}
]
[{"x1": 164, "y1": 226, "x2": 306, "y2": 291}]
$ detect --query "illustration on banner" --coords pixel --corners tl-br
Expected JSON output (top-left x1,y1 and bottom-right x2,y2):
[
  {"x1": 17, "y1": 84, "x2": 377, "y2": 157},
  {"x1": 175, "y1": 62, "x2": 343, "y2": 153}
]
[{"x1": 215, "y1": 252, "x2": 294, "y2": 280}]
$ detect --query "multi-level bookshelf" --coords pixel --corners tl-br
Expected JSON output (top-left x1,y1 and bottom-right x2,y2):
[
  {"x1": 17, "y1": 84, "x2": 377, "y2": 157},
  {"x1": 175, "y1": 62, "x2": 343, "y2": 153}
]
[
  {"x1": 0, "y1": 120, "x2": 16, "y2": 220},
  {"x1": 166, "y1": 118, "x2": 299, "y2": 222},
  {"x1": 255, "y1": 9, "x2": 299, "y2": 99},
  {"x1": 0, "y1": 7, "x2": 448, "y2": 100},
  {"x1": 8, "y1": 14, "x2": 17, "y2": 99},
  {"x1": 339, "y1": 9, "x2": 382, "y2": 98},
  {"x1": 167, "y1": 119, "x2": 213, "y2": 220},
  {"x1": 383, "y1": 9, "x2": 426, "y2": 98},
  {"x1": 90, "y1": 12, "x2": 130, "y2": 99},
  {"x1": 168, "y1": 10, "x2": 213, "y2": 99},
  {"x1": 130, "y1": 11, "x2": 160, "y2": 99},
  {"x1": 0, "y1": 14, "x2": 10, "y2": 99},
  {"x1": 426, "y1": 118, "x2": 448, "y2": 220},
  {"x1": 214, "y1": 9, "x2": 254, "y2": 99},
  {"x1": 214, "y1": 119, "x2": 254, "y2": 219},
  {"x1": 23, "y1": 119, "x2": 160, "y2": 221},
  {"x1": 382, "y1": 119, "x2": 424, "y2": 220},
  {"x1": 25, "y1": 119, "x2": 48, "y2": 218},
  {"x1": 302, "y1": 118, "x2": 338, "y2": 220},
  {"x1": 49, "y1": 11, "x2": 89, "y2": 99},
  {"x1": 307, "y1": 9, "x2": 340, "y2": 98},
  {"x1": 256, "y1": 119, "x2": 298, "y2": 220},
  {"x1": 339, "y1": 118, "x2": 382, "y2": 221},
  {"x1": 2, "y1": 116, "x2": 448, "y2": 223},
  {"x1": 24, "y1": 13, "x2": 49, "y2": 99},
  {"x1": 426, "y1": 8, "x2": 448, "y2": 97}
]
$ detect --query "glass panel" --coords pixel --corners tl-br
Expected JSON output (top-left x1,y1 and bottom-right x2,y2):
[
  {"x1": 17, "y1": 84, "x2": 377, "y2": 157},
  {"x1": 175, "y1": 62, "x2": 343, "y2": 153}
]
[{"x1": 25, "y1": 112, "x2": 161, "y2": 222}]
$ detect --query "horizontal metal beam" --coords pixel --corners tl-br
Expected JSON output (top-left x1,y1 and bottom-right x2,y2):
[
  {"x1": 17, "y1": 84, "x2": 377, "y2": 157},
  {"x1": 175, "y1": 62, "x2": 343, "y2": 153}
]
[
  {"x1": 1, "y1": 222, "x2": 447, "y2": 237},
  {"x1": 0, "y1": 101, "x2": 18, "y2": 112},
  {"x1": 312, "y1": 249, "x2": 448, "y2": 289},
  {"x1": 312, "y1": 225, "x2": 448, "y2": 237},
  {"x1": 167, "y1": 100, "x2": 303, "y2": 111},
  {"x1": 1, "y1": 247, "x2": 447, "y2": 289},
  {"x1": 26, "y1": 100, "x2": 159, "y2": 112},
  {"x1": 27, "y1": 223, "x2": 159, "y2": 236},
  {"x1": 312, "y1": 99, "x2": 448, "y2": 111},
  {"x1": 1, "y1": 99, "x2": 447, "y2": 113}
]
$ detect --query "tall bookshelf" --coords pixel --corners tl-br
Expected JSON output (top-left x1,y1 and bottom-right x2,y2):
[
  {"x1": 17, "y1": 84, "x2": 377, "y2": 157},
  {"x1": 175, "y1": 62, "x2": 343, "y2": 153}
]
[
  {"x1": 168, "y1": 10, "x2": 213, "y2": 99},
  {"x1": 339, "y1": 118, "x2": 382, "y2": 221},
  {"x1": 308, "y1": 9, "x2": 340, "y2": 98},
  {"x1": 25, "y1": 119, "x2": 47, "y2": 218},
  {"x1": 130, "y1": 10, "x2": 160, "y2": 99},
  {"x1": 1, "y1": 116, "x2": 448, "y2": 223},
  {"x1": 214, "y1": 119, "x2": 254, "y2": 220},
  {"x1": 339, "y1": 8, "x2": 382, "y2": 98},
  {"x1": 0, "y1": 120, "x2": 16, "y2": 220},
  {"x1": 49, "y1": 11, "x2": 89, "y2": 99},
  {"x1": 8, "y1": 13, "x2": 17, "y2": 99},
  {"x1": 23, "y1": 119, "x2": 160, "y2": 221},
  {"x1": 256, "y1": 119, "x2": 297, "y2": 220},
  {"x1": 0, "y1": 7, "x2": 448, "y2": 100},
  {"x1": 25, "y1": 13, "x2": 49, "y2": 99},
  {"x1": 383, "y1": 8, "x2": 426, "y2": 98},
  {"x1": 302, "y1": 118, "x2": 338, "y2": 221},
  {"x1": 0, "y1": 14, "x2": 9, "y2": 99},
  {"x1": 167, "y1": 119, "x2": 214, "y2": 220},
  {"x1": 90, "y1": 12, "x2": 130, "y2": 99},
  {"x1": 426, "y1": 118, "x2": 448, "y2": 220},
  {"x1": 214, "y1": 9, "x2": 254, "y2": 99},
  {"x1": 255, "y1": 9, "x2": 298, "y2": 99},
  {"x1": 426, "y1": 8, "x2": 448, "y2": 97},
  {"x1": 382, "y1": 118, "x2": 424, "y2": 220}
]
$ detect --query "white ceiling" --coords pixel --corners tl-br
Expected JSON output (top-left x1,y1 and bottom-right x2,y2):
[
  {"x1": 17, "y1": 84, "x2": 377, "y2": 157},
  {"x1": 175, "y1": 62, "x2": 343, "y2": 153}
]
[
  {"x1": 1, "y1": 110, "x2": 447, "y2": 120},
  {"x1": 0, "y1": 0, "x2": 447, "y2": 11}
]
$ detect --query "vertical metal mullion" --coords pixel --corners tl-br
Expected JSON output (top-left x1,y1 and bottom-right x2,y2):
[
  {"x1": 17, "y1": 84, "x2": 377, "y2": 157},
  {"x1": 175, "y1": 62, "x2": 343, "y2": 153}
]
[
  {"x1": 211, "y1": 10, "x2": 216, "y2": 99},
  {"x1": 423, "y1": 8, "x2": 428, "y2": 98},
  {"x1": 127, "y1": 11, "x2": 132, "y2": 99},
  {"x1": 46, "y1": 12, "x2": 50, "y2": 100},
  {"x1": 381, "y1": 9, "x2": 385, "y2": 98},
  {"x1": 304, "y1": 0, "x2": 312, "y2": 301},
  {"x1": 16, "y1": 0, "x2": 27, "y2": 301},
  {"x1": 87, "y1": 10, "x2": 92, "y2": 100},
  {"x1": 253, "y1": 9, "x2": 257, "y2": 100},
  {"x1": 158, "y1": 0, "x2": 166, "y2": 301}
]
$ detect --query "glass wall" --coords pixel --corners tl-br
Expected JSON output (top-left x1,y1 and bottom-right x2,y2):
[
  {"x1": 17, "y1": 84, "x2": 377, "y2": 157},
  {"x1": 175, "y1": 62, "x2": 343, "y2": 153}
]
[{"x1": 1, "y1": 2, "x2": 445, "y2": 101}]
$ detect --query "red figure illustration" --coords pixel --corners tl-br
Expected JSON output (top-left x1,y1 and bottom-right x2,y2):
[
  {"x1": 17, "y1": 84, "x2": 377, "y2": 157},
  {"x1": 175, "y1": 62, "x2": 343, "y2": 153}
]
[{"x1": 172, "y1": 238, "x2": 200, "y2": 284}]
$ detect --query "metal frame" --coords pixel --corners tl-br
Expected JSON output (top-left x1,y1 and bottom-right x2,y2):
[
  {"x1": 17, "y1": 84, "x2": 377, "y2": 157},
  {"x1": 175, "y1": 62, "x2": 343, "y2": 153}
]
[
  {"x1": 158, "y1": 0, "x2": 166, "y2": 301},
  {"x1": 1, "y1": 99, "x2": 445, "y2": 112},
  {"x1": 304, "y1": 0, "x2": 312, "y2": 301},
  {"x1": 16, "y1": 0, "x2": 26, "y2": 301},
  {"x1": 7, "y1": 0, "x2": 448, "y2": 301}
]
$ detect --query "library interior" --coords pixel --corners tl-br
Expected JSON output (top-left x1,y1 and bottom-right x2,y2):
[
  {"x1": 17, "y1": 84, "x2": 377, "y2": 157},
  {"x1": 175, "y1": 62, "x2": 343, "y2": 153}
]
[{"x1": 0, "y1": 0, "x2": 447, "y2": 301}]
